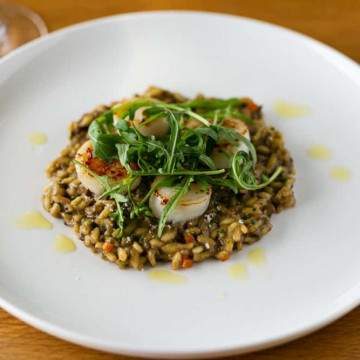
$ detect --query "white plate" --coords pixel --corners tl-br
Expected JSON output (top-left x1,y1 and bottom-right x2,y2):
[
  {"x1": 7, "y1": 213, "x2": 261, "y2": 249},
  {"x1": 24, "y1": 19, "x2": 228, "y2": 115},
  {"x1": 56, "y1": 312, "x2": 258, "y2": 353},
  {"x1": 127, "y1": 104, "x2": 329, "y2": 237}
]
[{"x1": 0, "y1": 11, "x2": 359, "y2": 358}]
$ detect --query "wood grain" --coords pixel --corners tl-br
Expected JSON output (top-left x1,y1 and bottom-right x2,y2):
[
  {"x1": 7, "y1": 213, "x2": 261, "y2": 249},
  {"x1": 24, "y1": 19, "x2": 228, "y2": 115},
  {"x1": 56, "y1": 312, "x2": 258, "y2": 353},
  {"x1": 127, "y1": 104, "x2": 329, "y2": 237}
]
[
  {"x1": 2, "y1": 0, "x2": 360, "y2": 359},
  {"x1": 15, "y1": 0, "x2": 360, "y2": 62}
]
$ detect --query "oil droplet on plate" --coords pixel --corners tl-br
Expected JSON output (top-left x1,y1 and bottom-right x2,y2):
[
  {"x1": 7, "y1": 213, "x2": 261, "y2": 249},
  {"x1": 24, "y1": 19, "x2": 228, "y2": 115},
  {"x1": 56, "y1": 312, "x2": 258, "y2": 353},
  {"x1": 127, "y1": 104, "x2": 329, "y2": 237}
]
[
  {"x1": 307, "y1": 145, "x2": 331, "y2": 160},
  {"x1": 330, "y1": 166, "x2": 351, "y2": 182},
  {"x1": 148, "y1": 269, "x2": 187, "y2": 284},
  {"x1": 54, "y1": 234, "x2": 76, "y2": 253},
  {"x1": 15, "y1": 211, "x2": 53, "y2": 230},
  {"x1": 247, "y1": 248, "x2": 266, "y2": 266},
  {"x1": 228, "y1": 263, "x2": 248, "y2": 280},
  {"x1": 28, "y1": 132, "x2": 47, "y2": 145},
  {"x1": 273, "y1": 100, "x2": 310, "y2": 119}
]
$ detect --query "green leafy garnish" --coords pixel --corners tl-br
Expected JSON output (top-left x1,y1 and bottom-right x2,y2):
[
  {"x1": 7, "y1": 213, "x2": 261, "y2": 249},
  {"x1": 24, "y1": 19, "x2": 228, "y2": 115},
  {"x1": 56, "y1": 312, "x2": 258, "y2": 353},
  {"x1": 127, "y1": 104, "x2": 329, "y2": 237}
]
[
  {"x1": 231, "y1": 152, "x2": 282, "y2": 190},
  {"x1": 79, "y1": 95, "x2": 281, "y2": 236}
]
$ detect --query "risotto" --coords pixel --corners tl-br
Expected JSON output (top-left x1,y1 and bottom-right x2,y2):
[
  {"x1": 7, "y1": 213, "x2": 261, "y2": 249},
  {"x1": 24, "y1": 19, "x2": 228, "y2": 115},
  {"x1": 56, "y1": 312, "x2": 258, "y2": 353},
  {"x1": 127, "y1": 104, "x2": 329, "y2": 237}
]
[{"x1": 43, "y1": 87, "x2": 295, "y2": 270}]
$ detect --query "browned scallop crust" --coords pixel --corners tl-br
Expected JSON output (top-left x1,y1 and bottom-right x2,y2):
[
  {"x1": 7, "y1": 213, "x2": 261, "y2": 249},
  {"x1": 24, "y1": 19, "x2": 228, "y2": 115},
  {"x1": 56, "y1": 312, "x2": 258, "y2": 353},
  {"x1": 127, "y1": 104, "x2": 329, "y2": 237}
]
[{"x1": 42, "y1": 87, "x2": 296, "y2": 270}]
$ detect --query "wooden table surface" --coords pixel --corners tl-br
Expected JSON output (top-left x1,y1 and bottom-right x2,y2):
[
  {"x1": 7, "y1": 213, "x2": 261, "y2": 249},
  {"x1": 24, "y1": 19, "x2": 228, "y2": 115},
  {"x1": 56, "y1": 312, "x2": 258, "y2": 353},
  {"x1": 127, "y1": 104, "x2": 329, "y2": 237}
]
[{"x1": 2, "y1": 0, "x2": 360, "y2": 359}]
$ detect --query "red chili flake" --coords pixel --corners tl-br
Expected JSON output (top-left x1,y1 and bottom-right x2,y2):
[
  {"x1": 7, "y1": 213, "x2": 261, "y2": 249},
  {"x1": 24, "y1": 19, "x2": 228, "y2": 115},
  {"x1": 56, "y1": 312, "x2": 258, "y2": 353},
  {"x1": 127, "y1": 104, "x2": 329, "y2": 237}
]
[{"x1": 155, "y1": 190, "x2": 169, "y2": 205}]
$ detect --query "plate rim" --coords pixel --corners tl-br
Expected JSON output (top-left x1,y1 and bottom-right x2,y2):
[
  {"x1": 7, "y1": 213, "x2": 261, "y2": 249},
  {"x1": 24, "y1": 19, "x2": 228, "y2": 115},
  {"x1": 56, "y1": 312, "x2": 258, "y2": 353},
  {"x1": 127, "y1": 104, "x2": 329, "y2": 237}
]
[{"x1": 0, "y1": 10, "x2": 359, "y2": 358}]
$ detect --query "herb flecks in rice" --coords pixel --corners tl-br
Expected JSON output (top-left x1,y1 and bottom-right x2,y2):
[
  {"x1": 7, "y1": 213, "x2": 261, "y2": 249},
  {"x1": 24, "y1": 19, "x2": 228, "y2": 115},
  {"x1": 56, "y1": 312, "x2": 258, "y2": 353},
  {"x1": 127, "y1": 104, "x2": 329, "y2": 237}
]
[{"x1": 43, "y1": 87, "x2": 295, "y2": 270}]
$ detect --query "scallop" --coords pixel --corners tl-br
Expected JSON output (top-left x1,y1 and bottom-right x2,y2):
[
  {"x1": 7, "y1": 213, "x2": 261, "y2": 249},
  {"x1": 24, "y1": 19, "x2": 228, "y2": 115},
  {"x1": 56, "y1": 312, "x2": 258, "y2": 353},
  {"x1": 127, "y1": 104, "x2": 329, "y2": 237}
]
[
  {"x1": 212, "y1": 118, "x2": 251, "y2": 169},
  {"x1": 75, "y1": 140, "x2": 139, "y2": 196},
  {"x1": 149, "y1": 179, "x2": 212, "y2": 223},
  {"x1": 132, "y1": 107, "x2": 169, "y2": 137}
]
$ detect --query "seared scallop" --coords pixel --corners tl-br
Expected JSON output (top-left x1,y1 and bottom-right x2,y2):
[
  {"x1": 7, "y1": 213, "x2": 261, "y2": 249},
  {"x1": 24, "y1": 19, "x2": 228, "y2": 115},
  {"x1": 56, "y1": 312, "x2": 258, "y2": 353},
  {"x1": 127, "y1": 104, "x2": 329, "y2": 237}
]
[
  {"x1": 75, "y1": 140, "x2": 139, "y2": 196},
  {"x1": 149, "y1": 178, "x2": 212, "y2": 223}
]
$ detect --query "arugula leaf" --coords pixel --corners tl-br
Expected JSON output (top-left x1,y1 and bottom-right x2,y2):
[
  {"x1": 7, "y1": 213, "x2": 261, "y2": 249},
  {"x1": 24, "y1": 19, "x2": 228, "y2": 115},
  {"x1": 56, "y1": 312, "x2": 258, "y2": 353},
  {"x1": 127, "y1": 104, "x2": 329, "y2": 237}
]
[
  {"x1": 231, "y1": 152, "x2": 282, "y2": 190},
  {"x1": 116, "y1": 143, "x2": 130, "y2": 170},
  {"x1": 179, "y1": 98, "x2": 253, "y2": 124},
  {"x1": 158, "y1": 104, "x2": 210, "y2": 126},
  {"x1": 193, "y1": 126, "x2": 219, "y2": 141},
  {"x1": 97, "y1": 110, "x2": 115, "y2": 129},
  {"x1": 199, "y1": 176, "x2": 239, "y2": 193},
  {"x1": 199, "y1": 154, "x2": 217, "y2": 169},
  {"x1": 215, "y1": 125, "x2": 241, "y2": 144},
  {"x1": 237, "y1": 135, "x2": 257, "y2": 165},
  {"x1": 112, "y1": 98, "x2": 160, "y2": 119},
  {"x1": 115, "y1": 118, "x2": 129, "y2": 131},
  {"x1": 98, "y1": 182, "x2": 128, "y2": 199},
  {"x1": 213, "y1": 126, "x2": 257, "y2": 165},
  {"x1": 164, "y1": 110, "x2": 179, "y2": 173},
  {"x1": 112, "y1": 193, "x2": 128, "y2": 203},
  {"x1": 111, "y1": 193, "x2": 127, "y2": 236},
  {"x1": 118, "y1": 130, "x2": 138, "y2": 144},
  {"x1": 88, "y1": 120, "x2": 121, "y2": 160}
]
